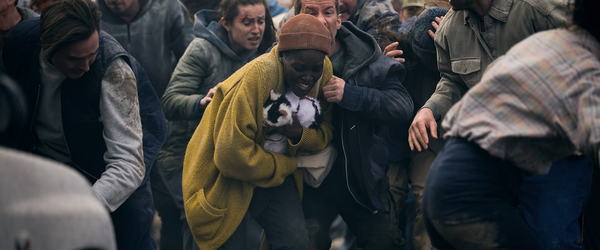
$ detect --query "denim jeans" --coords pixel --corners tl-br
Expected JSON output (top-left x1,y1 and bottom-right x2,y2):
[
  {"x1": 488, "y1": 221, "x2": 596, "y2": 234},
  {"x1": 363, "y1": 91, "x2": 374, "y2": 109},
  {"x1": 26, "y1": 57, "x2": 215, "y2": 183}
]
[
  {"x1": 218, "y1": 176, "x2": 308, "y2": 250},
  {"x1": 519, "y1": 155, "x2": 593, "y2": 250},
  {"x1": 423, "y1": 137, "x2": 542, "y2": 250}
]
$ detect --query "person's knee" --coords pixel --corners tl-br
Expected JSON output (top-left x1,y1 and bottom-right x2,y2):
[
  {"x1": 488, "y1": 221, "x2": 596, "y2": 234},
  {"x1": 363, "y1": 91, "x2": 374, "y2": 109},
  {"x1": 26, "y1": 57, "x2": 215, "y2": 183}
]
[{"x1": 304, "y1": 218, "x2": 332, "y2": 250}]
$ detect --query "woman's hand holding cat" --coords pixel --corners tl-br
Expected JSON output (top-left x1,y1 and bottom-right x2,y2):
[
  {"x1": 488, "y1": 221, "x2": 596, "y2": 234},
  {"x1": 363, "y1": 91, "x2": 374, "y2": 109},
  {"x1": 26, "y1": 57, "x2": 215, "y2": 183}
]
[
  {"x1": 281, "y1": 113, "x2": 303, "y2": 143},
  {"x1": 323, "y1": 75, "x2": 345, "y2": 103}
]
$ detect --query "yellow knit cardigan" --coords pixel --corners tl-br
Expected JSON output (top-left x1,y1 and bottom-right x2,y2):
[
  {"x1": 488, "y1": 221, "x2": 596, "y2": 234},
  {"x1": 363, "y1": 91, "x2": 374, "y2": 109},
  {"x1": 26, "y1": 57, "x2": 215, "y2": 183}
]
[{"x1": 182, "y1": 46, "x2": 334, "y2": 250}]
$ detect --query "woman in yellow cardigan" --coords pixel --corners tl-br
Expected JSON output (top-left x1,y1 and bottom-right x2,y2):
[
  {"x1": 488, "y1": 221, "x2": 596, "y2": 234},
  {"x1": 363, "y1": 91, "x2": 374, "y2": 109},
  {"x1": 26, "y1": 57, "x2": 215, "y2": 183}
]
[{"x1": 182, "y1": 14, "x2": 334, "y2": 250}]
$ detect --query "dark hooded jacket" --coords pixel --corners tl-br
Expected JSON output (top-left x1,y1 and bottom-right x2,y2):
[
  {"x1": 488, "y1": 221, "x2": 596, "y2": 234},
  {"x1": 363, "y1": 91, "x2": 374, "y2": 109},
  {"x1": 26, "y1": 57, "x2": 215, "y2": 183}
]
[{"x1": 325, "y1": 22, "x2": 413, "y2": 213}]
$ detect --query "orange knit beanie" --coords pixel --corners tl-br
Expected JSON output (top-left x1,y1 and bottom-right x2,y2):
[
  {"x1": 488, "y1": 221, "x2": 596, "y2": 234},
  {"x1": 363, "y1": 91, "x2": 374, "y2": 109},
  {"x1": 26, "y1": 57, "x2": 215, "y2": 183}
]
[{"x1": 278, "y1": 14, "x2": 332, "y2": 55}]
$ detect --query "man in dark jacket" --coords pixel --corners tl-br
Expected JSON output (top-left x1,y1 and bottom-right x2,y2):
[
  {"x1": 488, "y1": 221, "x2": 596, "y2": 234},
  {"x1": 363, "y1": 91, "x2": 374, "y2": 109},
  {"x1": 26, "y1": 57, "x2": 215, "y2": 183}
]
[
  {"x1": 2, "y1": 0, "x2": 166, "y2": 249},
  {"x1": 294, "y1": 0, "x2": 413, "y2": 249}
]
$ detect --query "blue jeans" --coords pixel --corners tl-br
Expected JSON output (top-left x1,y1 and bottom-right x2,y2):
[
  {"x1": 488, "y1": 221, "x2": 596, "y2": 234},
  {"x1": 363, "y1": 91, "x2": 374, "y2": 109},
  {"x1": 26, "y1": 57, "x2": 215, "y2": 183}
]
[
  {"x1": 519, "y1": 155, "x2": 593, "y2": 250},
  {"x1": 423, "y1": 138, "x2": 542, "y2": 250},
  {"x1": 218, "y1": 176, "x2": 308, "y2": 250},
  {"x1": 424, "y1": 138, "x2": 593, "y2": 250}
]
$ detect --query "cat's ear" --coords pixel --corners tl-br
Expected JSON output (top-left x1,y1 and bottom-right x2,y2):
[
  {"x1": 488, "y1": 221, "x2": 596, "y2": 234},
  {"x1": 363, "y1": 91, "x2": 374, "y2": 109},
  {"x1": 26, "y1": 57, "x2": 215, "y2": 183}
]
[
  {"x1": 270, "y1": 90, "x2": 278, "y2": 100},
  {"x1": 280, "y1": 109, "x2": 288, "y2": 118}
]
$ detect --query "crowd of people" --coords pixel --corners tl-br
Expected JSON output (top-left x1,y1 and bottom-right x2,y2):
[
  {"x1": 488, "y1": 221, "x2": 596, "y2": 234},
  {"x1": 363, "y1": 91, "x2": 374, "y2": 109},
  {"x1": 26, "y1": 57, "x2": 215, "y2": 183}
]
[{"x1": 0, "y1": 0, "x2": 599, "y2": 249}]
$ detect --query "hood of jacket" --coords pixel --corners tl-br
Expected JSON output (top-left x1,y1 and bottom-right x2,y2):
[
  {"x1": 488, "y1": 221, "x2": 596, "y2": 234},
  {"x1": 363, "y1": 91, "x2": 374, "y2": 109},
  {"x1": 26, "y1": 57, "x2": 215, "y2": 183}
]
[
  {"x1": 98, "y1": 0, "x2": 154, "y2": 24},
  {"x1": 193, "y1": 10, "x2": 257, "y2": 62},
  {"x1": 336, "y1": 22, "x2": 381, "y2": 80},
  {"x1": 97, "y1": 0, "x2": 194, "y2": 97}
]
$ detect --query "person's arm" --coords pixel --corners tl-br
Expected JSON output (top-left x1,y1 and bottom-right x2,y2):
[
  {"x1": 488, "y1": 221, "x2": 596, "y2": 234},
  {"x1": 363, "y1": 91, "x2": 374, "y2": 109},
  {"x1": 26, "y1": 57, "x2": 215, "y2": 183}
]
[
  {"x1": 94, "y1": 57, "x2": 145, "y2": 212},
  {"x1": 423, "y1": 36, "x2": 469, "y2": 120},
  {"x1": 161, "y1": 39, "x2": 210, "y2": 120},
  {"x1": 575, "y1": 73, "x2": 600, "y2": 169},
  {"x1": 325, "y1": 57, "x2": 413, "y2": 124},
  {"x1": 408, "y1": 22, "x2": 468, "y2": 151},
  {"x1": 168, "y1": 0, "x2": 194, "y2": 60}
]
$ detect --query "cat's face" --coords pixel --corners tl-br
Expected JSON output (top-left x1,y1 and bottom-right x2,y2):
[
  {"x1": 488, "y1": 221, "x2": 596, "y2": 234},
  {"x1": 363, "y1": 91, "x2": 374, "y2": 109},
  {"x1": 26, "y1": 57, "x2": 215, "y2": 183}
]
[{"x1": 281, "y1": 49, "x2": 326, "y2": 97}]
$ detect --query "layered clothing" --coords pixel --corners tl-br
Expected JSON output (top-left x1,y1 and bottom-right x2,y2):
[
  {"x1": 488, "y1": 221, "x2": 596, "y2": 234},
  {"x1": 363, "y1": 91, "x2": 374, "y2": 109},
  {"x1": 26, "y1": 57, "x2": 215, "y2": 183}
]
[
  {"x1": 443, "y1": 28, "x2": 600, "y2": 175},
  {"x1": 182, "y1": 45, "x2": 333, "y2": 250},
  {"x1": 3, "y1": 18, "x2": 166, "y2": 250},
  {"x1": 424, "y1": 0, "x2": 568, "y2": 120},
  {"x1": 425, "y1": 28, "x2": 600, "y2": 250},
  {"x1": 329, "y1": 22, "x2": 413, "y2": 212}
]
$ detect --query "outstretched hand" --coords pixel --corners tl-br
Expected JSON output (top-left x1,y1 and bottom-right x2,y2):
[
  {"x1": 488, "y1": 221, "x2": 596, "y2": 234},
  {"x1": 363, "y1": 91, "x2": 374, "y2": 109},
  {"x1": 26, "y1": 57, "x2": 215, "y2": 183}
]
[
  {"x1": 200, "y1": 82, "x2": 221, "y2": 107},
  {"x1": 383, "y1": 42, "x2": 405, "y2": 63},
  {"x1": 408, "y1": 108, "x2": 438, "y2": 152}
]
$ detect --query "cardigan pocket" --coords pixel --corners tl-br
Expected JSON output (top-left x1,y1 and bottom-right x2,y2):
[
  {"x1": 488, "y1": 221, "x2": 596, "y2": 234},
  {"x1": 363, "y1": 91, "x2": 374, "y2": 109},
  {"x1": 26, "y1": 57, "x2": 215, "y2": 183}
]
[
  {"x1": 185, "y1": 188, "x2": 226, "y2": 240},
  {"x1": 450, "y1": 57, "x2": 481, "y2": 88}
]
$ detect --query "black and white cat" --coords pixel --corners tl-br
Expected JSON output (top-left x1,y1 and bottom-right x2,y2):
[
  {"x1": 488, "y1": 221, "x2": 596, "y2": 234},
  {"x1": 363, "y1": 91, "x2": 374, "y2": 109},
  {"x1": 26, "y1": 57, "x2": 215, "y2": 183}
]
[{"x1": 262, "y1": 89, "x2": 322, "y2": 154}]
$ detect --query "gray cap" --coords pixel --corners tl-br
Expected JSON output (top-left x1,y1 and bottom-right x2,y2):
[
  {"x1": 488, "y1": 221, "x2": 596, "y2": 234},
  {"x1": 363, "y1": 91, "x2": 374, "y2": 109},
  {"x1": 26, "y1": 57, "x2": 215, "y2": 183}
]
[{"x1": 0, "y1": 146, "x2": 116, "y2": 250}]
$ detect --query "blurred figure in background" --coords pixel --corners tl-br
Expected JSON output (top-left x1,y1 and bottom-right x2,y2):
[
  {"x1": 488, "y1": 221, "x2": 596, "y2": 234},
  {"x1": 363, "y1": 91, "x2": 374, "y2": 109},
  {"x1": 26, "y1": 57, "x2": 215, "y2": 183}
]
[
  {"x1": 0, "y1": 0, "x2": 38, "y2": 69},
  {"x1": 27, "y1": 0, "x2": 53, "y2": 13}
]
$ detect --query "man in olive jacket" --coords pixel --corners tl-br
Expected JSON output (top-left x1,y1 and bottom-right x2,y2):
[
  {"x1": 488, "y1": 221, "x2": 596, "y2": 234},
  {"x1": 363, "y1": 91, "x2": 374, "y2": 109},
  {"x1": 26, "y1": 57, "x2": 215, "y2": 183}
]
[{"x1": 409, "y1": 0, "x2": 592, "y2": 249}]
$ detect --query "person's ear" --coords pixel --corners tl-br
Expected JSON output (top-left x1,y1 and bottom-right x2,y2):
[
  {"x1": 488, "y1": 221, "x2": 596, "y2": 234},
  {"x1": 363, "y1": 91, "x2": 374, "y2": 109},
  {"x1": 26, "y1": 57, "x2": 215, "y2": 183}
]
[
  {"x1": 336, "y1": 14, "x2": 342, "y2": 30},
  {"x1": 221, "y1": 17, "x2": 231, "y2": 32}
]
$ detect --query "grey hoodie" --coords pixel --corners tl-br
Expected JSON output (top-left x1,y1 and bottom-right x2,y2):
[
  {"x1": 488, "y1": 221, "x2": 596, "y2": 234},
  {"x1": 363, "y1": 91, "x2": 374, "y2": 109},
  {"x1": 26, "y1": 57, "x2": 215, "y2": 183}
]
[{"x1": 98, "y1": 0, "x2": 193, "y2": 98}]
